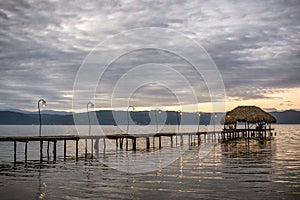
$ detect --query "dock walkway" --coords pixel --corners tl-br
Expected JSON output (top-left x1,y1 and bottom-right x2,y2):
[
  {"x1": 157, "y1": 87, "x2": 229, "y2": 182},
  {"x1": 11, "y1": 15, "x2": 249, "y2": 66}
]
[{"x1": 0, "y1": 128, "x2": 274, "y2": 163}]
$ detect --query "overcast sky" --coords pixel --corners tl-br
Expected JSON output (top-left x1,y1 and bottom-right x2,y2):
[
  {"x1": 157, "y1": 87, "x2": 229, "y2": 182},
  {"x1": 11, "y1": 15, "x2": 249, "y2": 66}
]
[{"x1": 0, "y1": 0, "x2": 299, "y2": 112}]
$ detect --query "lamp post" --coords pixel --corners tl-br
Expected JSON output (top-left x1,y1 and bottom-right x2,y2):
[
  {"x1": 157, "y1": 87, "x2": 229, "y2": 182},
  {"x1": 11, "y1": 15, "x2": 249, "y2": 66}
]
[
  {"x1": 38, "y1": 99, "x2": 47, "y2": 137},
  {"x1": 197, "y1": 112, "x2": 201, "y2": 133},
  {"x1": 127, "y1": 106, "x2": 135, "y2": 134},
  {"x1": 213, "y1": 113, "x2": 217, "y2": 133},
  {"x1": 87, "y1": 102, "x2": 94, "y2": 136},
  {"x1": 155, "y1": 108, "x2": 161, "y2": 133},
  {"x1": 176, "y1": 110, "x2": 182, "y2": 133}
]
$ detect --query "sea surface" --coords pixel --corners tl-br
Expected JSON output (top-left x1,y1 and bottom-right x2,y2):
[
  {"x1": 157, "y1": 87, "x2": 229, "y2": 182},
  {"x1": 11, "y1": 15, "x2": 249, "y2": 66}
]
[{"x1": 0, "y1": 124, "x2": 299, "y2": 199}]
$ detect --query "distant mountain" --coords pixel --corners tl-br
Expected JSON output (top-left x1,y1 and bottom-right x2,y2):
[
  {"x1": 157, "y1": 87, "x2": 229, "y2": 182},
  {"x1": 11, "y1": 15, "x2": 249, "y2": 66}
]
[
  {"x1": 0, "y1": 109, "x2": 299, "y2": 125},
  {"x1": 5, "y1": 109, "x2": 73, "y2": 116},
  {"x1": 0, "y1": 111, "x2": 38, "y2": 125},
  {"x1": 270, "y1": 110, "x2": 300, "y2": 124},
  {"x1": 38, "y1": 110, "x2": 73, "y2": 115}
]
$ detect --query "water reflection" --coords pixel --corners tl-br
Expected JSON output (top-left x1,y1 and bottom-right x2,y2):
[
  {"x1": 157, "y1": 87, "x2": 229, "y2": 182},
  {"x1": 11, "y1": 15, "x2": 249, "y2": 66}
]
[
  {"x1": 221, "y1": 140, "x2": 274, "y2": 175},
  {"x1": 222, "y1": 140, "x2": 273, "y2": 160}
]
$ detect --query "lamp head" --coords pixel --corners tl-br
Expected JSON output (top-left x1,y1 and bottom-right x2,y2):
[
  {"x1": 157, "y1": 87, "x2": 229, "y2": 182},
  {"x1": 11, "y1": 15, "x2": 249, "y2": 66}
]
[
  {"x1": 42, "y1": 100, "x2": 47, "y2": 107},
  {"x1": 39, "y1": 99, "x2": 47, "y2": 107},
  {"x1": 128, "y1": 106, "x2": 135, "y2": 112},
  {"x1": 156, "y1": 108, "x2": 162, "y2": 114},
  {"x1": 87, "y1": 102, "x2": 94, "y2": 108}
]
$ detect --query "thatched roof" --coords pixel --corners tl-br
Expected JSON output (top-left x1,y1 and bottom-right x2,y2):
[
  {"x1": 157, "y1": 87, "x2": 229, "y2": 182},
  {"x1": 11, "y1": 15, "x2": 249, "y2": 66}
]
[{"x1": 221, "y1": 106, "x2": 276, "y2": 125}]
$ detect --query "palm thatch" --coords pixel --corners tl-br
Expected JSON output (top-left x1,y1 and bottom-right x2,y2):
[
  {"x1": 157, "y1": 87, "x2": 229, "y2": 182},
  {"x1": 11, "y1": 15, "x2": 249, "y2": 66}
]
[{"x1": 221, "y1": 106, "x2": 276, "y2": 125}]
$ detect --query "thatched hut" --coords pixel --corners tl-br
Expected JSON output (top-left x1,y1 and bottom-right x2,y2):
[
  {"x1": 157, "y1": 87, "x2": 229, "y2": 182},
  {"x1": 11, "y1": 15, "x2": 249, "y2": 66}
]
[{"x1": 221, "y1": 106, "x2": 276, "y2": 130}]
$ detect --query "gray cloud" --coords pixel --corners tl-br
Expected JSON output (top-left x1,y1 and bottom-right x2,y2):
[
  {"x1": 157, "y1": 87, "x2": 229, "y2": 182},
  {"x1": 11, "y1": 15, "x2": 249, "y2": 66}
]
[{"x1": 0, "y1": 0, "x2": 299, "y2": 111}]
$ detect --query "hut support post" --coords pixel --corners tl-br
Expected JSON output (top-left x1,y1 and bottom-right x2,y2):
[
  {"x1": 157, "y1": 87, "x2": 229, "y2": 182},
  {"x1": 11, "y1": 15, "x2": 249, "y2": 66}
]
[
  {"x1": 132, "y1": 138, "x2": 136, "y2": 151},
  {"x1": 159, "y1": 136, "x2": 161, "y2": 149},
  {"x1": 146, "y1": 137, "x2": 150, "y2": 149}
]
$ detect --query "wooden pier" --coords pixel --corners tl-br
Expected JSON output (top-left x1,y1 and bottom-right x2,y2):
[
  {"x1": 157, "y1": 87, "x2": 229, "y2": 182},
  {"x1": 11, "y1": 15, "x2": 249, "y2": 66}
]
[{"x1": 0, "y1": 128, "x2": 274, "y2": 164}]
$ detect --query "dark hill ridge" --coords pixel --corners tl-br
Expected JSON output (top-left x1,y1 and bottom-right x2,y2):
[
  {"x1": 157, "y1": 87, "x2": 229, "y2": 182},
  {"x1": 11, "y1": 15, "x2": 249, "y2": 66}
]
[
  {"x1": 0, "y1": 110, "x2": 299, "y2": 125},
  {"x1": 270, "y1": 110, "x2": 300, "y2": 124}
]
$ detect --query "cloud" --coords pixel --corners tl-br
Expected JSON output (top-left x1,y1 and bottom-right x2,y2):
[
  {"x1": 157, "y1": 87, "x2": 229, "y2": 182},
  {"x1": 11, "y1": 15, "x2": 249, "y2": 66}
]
[{"x1": 0, "y1": 0, "x2": 299, "y2": 111}]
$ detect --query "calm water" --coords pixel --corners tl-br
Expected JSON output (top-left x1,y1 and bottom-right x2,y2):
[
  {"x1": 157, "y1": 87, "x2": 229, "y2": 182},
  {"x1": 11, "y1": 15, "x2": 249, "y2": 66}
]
[{"x1": 0, "y1": 125, "x2": 299, "y2": 199}]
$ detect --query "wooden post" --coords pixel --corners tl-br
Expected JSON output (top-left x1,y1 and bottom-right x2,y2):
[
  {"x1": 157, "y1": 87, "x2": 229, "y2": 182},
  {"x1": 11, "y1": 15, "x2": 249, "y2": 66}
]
[
  {"x1": 103, "y1": 138, "x2": 106, "y2": 149},
  {"x1": 198, "y1": 134, "x2": 200, "y2": 145},
  {"x1": 47, "y1": 141, "x2": 50, "y2": 161},
  {"x1": 85, "y1": 139, "x2": 87, "y2": 160},
  {"x1": 120, "y1": 138, "x2": 123, "y2": 149},
  {"x1": 91, "y1": 138, "x2": 93, "y2": 159},
  {"x1": 14, "y1": 141, "x2": 17, "y2": 163},
  {"x1": 25, "y1": 141, "x2": 28, "y2": 163},
  {"x1": 170, "y1": 136, "x2": 173, "y2": 147},
  {"x1": 180, "y1": 135, "x2": 183, "y2": 145},
  {"x1": 95, "y1": 139, "x2": 99, "y2": 159},
  {"x1": 75, "y1": 139, "x2": 78, "y2": 161},
  {"x1": 159, "y1": 136, "x2": 161, "y2": 149},
  {"x1": 132, "y1": 138, "x2": 136, "y2": 151},
  {"x1": 40, "y1": 141, "x2": 43, "y2": 163},
  {"x1": 53, "y1": 140, "x2": 57, "y2": 162},
  {"x1": 152, "y1": 137, "x2": 155, "y2": 148},
  {"x1": 146, "y1": 137, "x2": 150, "y2": 149},
  {"x1": 126, "y1": 138, "x2": 128, "y2": 150},
  {"x1": 64, "y1": 140, "x2": 66, "y2": 161}
]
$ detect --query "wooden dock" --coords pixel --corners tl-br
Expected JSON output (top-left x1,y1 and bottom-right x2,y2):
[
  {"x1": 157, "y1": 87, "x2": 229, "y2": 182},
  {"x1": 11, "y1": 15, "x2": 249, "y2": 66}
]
[{"x1": 0, "y1": 128, "x2": 275, "y2": 164}]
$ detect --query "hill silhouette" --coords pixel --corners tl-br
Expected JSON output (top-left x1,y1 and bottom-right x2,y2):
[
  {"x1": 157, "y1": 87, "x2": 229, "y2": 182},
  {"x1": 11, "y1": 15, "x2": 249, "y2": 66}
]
[{"x1": 0, "y1": 109, "x2": 299, "y2": 125}]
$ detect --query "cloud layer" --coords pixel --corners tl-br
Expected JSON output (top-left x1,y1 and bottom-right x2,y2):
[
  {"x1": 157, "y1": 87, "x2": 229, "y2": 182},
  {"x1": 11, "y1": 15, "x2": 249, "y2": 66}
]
[{"x1": 0, "y1": 0, "x2": 299, "y2": 111}]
